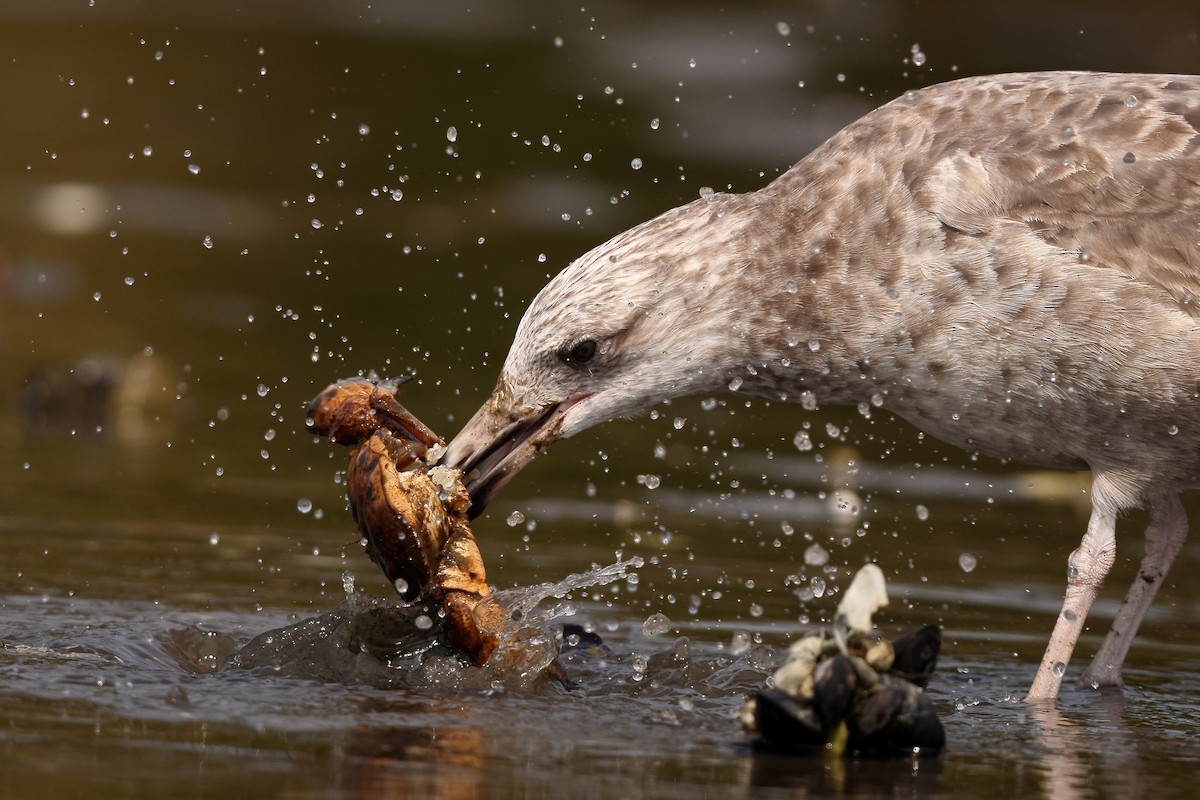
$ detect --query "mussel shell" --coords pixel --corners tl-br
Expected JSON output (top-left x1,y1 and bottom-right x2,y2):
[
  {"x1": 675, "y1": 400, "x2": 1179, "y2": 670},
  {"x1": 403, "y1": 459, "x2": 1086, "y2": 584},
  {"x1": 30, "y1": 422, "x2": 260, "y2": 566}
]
[
  {"x1": 811, "y1": 653, "x2": 859, "y2": 726},
  {"x1": 753, "y1": 688, "x2": 828, "y2": 749},
  {"x1": 889, "y1": 624, "x2": 942, "y2": 688},
  {"x1": 846, "y1": 675, "x2": 945, "y2": 756}
]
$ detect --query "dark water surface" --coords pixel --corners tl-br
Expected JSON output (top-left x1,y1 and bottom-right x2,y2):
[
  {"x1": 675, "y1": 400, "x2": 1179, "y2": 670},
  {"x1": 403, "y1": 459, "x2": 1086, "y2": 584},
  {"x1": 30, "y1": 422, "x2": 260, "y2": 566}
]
[{"x1": 3, "y1": 2, "x2": 1200, "y2": 798}]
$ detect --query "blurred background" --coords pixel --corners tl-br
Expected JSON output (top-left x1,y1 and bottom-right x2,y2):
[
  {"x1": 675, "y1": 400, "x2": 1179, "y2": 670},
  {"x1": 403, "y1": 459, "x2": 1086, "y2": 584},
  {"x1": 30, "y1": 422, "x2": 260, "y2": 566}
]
[{"x1": 2, "y1": 1, "x2": 1200, "y2": 797}]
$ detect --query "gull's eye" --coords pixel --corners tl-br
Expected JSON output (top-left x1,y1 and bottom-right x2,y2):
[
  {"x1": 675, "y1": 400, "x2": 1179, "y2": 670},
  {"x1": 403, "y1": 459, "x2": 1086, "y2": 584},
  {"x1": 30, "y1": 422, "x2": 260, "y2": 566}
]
[{"x1": 560, "y1": 338, "x2": 598, "y2": 367}]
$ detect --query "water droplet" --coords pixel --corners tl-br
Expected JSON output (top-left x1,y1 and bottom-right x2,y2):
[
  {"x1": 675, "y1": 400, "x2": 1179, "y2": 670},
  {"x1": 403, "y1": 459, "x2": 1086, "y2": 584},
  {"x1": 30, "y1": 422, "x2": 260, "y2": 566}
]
[
  {"x1": 649, "y1": 117, "x2": 660, "y2": 130},
  {"x1": 749, "y1": 602, "x2": 764, "y2": 618},
  {"x1": 506, "y1": 510, "x2": 526, "y2": 527},
  {"x1": 804, "y1": 543, "x2": 828, "y2": 566},
  {"x1": 1124, "y1": 94, "x2": 1137, "y2": 108},
  {"x1": 642, "y1": 612, "x2": 671, "y2": 636},
  {"x1": 393, "y1": 578, "x2": 409, "y2": 595},
  {"x1": 358, "y1": 123, "x2": 370, "y2": 136},
  {"x1": 910, "y1": 43, "x2": 926, "y2": 66},
  {"x1": 208, "y1": 532, "x2": 220, "y2": 545},
  {"x1": 256, "y1": 383, "x2": 270, "y2": 397},
  {"x1": 785, "y1": 280, "x2": 798, "y2": 293},
  {"x1": 297, "y1": 497, "x2": 313, "y2": 514},
  {"x1": 446, "y1": 126, "x2": 457, "y2": 143},
  {"x1": 642, "y1": 474, "x2": 661, "y2": 489},
  {"x1": 800, "y1": 391, "x2": 818, "y2": 411},
  {"x1": 793, "y1": 431, "x2": 813, "y2": 451},
  {"x1": 729, "y1": 631, "x2": 750, "y2": 654},
  {"x1": 1052, "y1": 661, "x2": 1066, "y2": 677},
  {"x1": 728, "y1": 376, "x2": 743, "y2": 392},
  {"x1": 142, "y1": 145, "x2": 153, "y2": 157},
  {"x1": 1123, "y1": 151, "x2": 1136, "y2": 164},
  {"x1": 698, "y1": 186, "x2": 715, "y2": 202},
  {"x1": 915, "y1": 504, "x2": 930, "y2": 521},
  {"x1": 630, "y1": 157, "x2": 643, "y2": 170},
  {"x1": 776, "y1": 21, "x2": 791, "y2": 36},
  {"x1": 959, "y1": 552, "x2": 977, "y2": 572},
  {"x1": 187, "y1": 163, "x2": 200, "y2": 175},
  {"x1": 1168, "y1": 424, "x2": 1180, "y2": 435},
  {"x1": 807, "y1": 339, "x2": 820, "y2": 352},
  {"x1": 810, "y1": 577, "x2": 826, "y2": 598},
  {"x1": 631, "y1": 653, "x2": 649, "y2": 681},
  {"x1": 414, "y1": 615, "x2": 433, "y2": 630},
  {"x1": 202, "y1": 235, "x2": 213, "y2": 249},
  {"x1": 390, "y1": 188, "x2": 403, "y2": 201}
]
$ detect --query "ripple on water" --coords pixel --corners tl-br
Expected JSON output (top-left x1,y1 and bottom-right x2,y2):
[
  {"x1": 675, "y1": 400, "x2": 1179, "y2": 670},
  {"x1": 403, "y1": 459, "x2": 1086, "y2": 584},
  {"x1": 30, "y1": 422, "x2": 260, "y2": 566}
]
[{"x1": 4, "y1": 576, "x2": 1200, "y2": 799}]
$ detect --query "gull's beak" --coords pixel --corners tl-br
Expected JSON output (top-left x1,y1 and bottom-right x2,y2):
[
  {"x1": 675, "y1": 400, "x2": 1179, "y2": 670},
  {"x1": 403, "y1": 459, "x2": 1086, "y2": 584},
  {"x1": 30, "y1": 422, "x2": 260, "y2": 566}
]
[{"x1": 443, "y1": 389, "x2": 592, "y2": 518}]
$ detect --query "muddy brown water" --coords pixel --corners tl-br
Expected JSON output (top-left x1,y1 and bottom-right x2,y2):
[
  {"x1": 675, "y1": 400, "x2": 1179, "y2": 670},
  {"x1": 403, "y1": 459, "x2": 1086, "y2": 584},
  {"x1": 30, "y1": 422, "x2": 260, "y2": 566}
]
[{"x1": 3, "y1": 3, "x2": 1200, "y2": 798}]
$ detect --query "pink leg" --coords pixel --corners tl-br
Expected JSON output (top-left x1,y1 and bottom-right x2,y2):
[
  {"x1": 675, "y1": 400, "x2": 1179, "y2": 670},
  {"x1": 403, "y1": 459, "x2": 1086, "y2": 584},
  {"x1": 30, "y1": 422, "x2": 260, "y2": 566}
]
[
  {"x1": 1026, "y1": 504, "x2": 1117, "y2": 702},
  {"x1": 1079, "y1": 493, "x2": 1188, "y2": 688}
]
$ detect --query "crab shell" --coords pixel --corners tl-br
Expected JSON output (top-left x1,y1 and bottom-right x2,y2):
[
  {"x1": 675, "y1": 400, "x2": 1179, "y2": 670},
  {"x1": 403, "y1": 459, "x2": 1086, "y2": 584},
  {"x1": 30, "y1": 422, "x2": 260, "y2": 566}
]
[{"x1": 345, "y1": 432, "x2": 472, "y2": 596}]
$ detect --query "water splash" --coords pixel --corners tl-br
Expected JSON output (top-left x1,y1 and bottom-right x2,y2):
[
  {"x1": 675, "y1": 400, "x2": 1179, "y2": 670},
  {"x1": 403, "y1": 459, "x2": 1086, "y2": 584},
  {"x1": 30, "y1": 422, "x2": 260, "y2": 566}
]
[
  {"x1": 643, "y1": 612, "x2": 671, "y2": 637},
  {"x1": 493, "y1": 557, "x2": 644, "y2": 623},
  {"x1": 220, "y1": 558, "x2": 647, "y2": 693}
]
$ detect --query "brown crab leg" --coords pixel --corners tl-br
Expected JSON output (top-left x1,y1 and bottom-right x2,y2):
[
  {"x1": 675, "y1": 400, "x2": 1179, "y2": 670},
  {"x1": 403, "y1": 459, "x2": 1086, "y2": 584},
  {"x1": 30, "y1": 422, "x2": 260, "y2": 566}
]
[
  {"x1": 375, "y1": 430, "x2": 428, "y2": 471},
  {"x1": 369, "y1": 385, "x2": 445, "y2": 453}
]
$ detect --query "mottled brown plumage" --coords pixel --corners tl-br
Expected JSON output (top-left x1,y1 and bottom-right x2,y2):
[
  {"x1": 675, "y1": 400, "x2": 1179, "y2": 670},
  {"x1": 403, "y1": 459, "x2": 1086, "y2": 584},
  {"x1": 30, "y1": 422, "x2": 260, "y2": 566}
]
[{"x1": 444, "y1": 72, "x2": 1200, "y2": 701}]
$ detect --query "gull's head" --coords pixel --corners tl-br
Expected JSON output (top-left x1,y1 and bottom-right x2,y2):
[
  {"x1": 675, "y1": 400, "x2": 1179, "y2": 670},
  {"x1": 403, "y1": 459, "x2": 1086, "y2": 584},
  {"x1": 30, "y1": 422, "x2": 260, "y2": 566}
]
[{"x1": 444, "y1": 196, "x2": 751, "y2": 515}]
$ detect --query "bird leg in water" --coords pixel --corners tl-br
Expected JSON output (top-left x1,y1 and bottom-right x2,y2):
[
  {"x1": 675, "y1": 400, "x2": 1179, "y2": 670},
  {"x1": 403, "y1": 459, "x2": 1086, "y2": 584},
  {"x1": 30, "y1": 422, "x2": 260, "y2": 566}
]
[
  {"x1": 1079, "y1": 493, "x2": 1188, "y2": 688},
  {"x1": 1027, "y1": 505, "x2": 1118, "y2": 701}
]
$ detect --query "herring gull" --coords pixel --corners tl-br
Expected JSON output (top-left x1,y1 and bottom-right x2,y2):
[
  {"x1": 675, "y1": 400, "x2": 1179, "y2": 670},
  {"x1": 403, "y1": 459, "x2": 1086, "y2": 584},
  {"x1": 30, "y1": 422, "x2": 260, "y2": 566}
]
[{"x1": 443, "y1": 72, "x2": 1200, "y2": 702}]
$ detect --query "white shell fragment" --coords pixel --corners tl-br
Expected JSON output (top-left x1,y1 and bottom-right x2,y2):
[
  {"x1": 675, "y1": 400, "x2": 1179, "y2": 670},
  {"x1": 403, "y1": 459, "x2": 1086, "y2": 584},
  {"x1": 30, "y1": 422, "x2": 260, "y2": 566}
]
[{"x1": 835, "y1": 563, "x2": 889, "y2": 634}]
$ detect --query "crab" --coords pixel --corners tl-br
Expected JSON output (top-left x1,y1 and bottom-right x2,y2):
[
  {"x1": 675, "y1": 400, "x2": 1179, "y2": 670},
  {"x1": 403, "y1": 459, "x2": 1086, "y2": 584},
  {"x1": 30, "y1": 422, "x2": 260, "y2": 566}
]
[{"x1": 306, "y1": 377, "x2": 506, "y2": 667}]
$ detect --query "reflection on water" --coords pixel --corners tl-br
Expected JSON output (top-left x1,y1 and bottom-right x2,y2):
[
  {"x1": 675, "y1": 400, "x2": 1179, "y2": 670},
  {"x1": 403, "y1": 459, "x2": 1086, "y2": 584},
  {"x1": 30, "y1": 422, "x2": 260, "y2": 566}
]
[{"x1": 3, "y1": 1, "x2": 1200, "y2": 798}]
